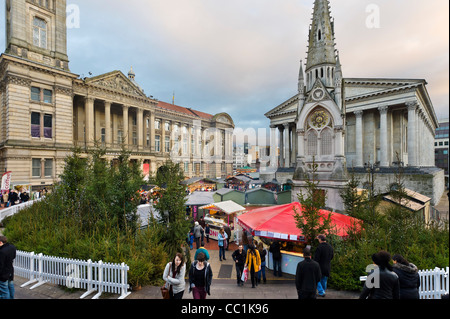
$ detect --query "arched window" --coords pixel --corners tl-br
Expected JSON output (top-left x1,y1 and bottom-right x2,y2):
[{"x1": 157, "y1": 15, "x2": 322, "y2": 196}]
[
  {"x1": 321, "y1": 128, "x2": 333, "y2": 155},
  {"x1": 307, "y1": 131, "x2": 318, "y2": 156},
  {"x1": 318, "y1": 29, "x2": 322, "y2": 41}
]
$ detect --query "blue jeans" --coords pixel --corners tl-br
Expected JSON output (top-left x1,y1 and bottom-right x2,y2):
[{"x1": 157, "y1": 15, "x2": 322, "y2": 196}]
[
  {"x1": 317, "y1": 276, "x2": 328, "y2": 296},
  {"x1": 273, "y1": 259, "x2": 282, "y2": 277},
  {"x1": 257, "y1": 261, "x2": 266, "y2": 282},
  {"x1": 0, "y1": 281, "x2": 15, "y2": 299},
  {"x1": 219, "y1": 246, "x2": 226, "y2": 260}
]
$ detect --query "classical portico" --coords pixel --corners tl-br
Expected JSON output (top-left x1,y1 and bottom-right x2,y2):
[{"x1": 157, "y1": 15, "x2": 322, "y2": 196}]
[{"x1": 264, "y1": 0, "x2": 443, "y2": 209}]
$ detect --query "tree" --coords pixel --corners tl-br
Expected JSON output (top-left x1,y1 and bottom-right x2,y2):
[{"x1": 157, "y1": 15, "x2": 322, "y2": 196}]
[
  {"x1": 150, "y1": 160, "x2": 190, "y2": 258},
  {"x1": 293, "y1": 157, "x2": 333, "y2": 246}
]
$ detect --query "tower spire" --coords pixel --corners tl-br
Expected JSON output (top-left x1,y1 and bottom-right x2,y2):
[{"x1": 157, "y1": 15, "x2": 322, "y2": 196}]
[{"x1": 305, "y1": 0, "x2": 337, "y2": 91}]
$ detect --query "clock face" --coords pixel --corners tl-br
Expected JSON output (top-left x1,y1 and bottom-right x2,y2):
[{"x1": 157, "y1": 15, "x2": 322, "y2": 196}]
[
  {"x1": 309, "y1": 110, "x2": 330, "y2": 129},
  {"x1": 312, "y1": 88, "x2": 325, "y2": 101}
]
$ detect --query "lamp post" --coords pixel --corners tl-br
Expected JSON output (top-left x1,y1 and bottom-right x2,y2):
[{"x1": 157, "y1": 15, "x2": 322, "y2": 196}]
[{"x1": 364, "y1": 161, "x2": 379, "y2": 220}]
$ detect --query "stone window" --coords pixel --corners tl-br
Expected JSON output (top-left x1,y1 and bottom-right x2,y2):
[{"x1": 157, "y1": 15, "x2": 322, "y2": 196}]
[
  {"x1": 32, "y1": 159, "x2": 41, "y2": 177},
  {"x1": 307, "y1": 131, "x2": 318, "y2": 156},
  {"x1": 31, "y1": 112, "x2": 52, "y2": 138},
  {"x1": 33, "y1": 17, "x2": 47, "y2": 49},
  {"x1": 155, "y1": 135, "x2": 161, "y2": 152},
  {"x1": 44, "y1": 159, "x2": 53, "y2": 177},
  {"x1": 321, "y1": 128, "x2": 333, "y2": 155}
]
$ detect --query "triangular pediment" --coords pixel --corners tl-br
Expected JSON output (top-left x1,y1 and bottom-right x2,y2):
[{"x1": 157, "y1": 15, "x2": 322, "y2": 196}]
[
  {"x1": 344, "y1": 78, "x2": 426, "y2": 101},
  {"x1": 264, "y1": 94, "x2": 299, "y2": 118},
  {"x1": 305, "y1": 78, "x2": 334, "y2": 104},
  {"x1": 85, "y1": 71, "x2": 147, "y2": 98}
]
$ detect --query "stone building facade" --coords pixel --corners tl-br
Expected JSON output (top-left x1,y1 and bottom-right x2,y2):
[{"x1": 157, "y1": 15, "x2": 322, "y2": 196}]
[
  {"x1": 0, "y1": 0, "x2": 234, "y2": 190},
  {"x1": 264, "y1": 0, "x2": 444, "y2": 209}
]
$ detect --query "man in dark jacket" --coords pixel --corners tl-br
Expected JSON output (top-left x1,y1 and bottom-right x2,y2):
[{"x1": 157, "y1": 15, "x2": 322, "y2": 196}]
[
  {"x1": 314, "y1": 234, "x2": 334, "y2": 297},
  {"x1": 269, "y1": 241, "x2": 282, "y2": 277},
  {"x1": 0, "y1": 236, "x2": 16, "y2": 299},
  {"x1": 232, "y1": 245, "x2": 246, "y2": 286},
  {"x1": 295, "y1": 247, "x2": 322, "y2": 299}
]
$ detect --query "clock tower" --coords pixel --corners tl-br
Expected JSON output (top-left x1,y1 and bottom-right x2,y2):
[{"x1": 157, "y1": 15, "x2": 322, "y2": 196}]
[
  {"x1": 293, "y1": 0, "x2": 347, "y2": 211},
  {"x1": 5, "y1": 0, "x2": 70, "y2": 70}
]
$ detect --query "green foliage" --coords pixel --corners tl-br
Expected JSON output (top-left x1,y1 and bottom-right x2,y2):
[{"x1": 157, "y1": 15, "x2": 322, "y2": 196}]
[
  {"x1": 150, "y1": 160, "x2": 191, "y2": 259},
  {"x1": 3, "y1": 145, "x2": 168, "y2": 287},
  {"x1": 294, "y1": 158, "x2": 333, "y2": 246},
  {"x1": 329, "y1": 165, "x2": 449, "y2": 291}
]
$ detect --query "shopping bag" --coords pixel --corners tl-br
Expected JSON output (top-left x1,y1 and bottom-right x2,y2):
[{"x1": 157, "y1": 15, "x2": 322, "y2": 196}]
[{"x1": 241, "y1": 266, "x2": 248, "y2": 282}]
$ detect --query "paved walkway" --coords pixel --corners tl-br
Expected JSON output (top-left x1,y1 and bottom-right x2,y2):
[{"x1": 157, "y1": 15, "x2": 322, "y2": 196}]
[{"x1": 12, "y1": 240, "x2": 359, "y2": 300}]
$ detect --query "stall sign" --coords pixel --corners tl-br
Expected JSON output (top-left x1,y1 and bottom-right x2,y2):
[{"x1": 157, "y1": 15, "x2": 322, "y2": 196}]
[{"x1": 209, "y1": 228, "x2": 219, "y2": 240}]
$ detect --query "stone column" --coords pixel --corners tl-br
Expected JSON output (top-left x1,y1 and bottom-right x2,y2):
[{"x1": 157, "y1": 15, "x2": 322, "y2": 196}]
[
  {"x1": 379, "y1": 105, "x2": 389, "y2": 167},
  {"x1": 270, "y1": 126, "x2": 278, "y2": 168},
  {"x1": 279, "y1": 126, "x2": 284, "y2": 168},
  {"x1": 104, "y1": 101, "x2": 111, "y2": 146},
  {"x1": 297, "y1": 129, "x2": 305, "y2": 160},
  {"x1": 150, "y1": 111, "x2": 155, "y2": 152},
  {"x1": 85, "y1": 97, "x2": 95, "y2": 144},
  {"x1": 407, "y1": 101, "x2": 418, "y2": 167},
  {"x1": 354, "y1": 110, "x2": 364, "y2": 167},
  {"x1": 122, "y1": 105, "x2": 129, "y2": 145},
  {"x1": 137, "y1": 107, "x2": 144, "y2": 149},
  {"x1": 284, "y1": 123, "x2": 290, "y2": 168}
]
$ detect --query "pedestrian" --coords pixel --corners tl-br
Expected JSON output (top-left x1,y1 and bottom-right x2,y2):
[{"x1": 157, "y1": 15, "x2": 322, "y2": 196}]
[
  {"x1": 193, "y1": 221, "x2": 203, "y2": 249},
  {"x1": 295, "y1": 246, "x2": 321, "y2": 300},
  {"x1": 392, "y1": 254, "x2": 420, "y2": 299},
  {"x1": 257, "y1": 242, "x2": 267, "y2": 284},
  {"x1": 223, "y1": 224, "x2": 231, "y2": 250},
  {"x1": 360, "y1": 251, "x2": 400, "y2": 299},
  {"x1": 0, "y1": 236, "x2": 16, "y2": 299},
  {"x1": 245, "y1": 244, "x2": 261, "y2": 288},
  {"x1": 194, "y1": 245, "x2": 210, "y2": 261},
  {"x1": 218, "y1": 228, "x2": 228, "y2": 261},
  {"x1": 162, "y1": 253, "x2": 186, "y2": 299},
  {"x1": 188, "y1": 252, "x2": 213, "y2": 299},
  {"x1": 269, "y1": 240, "x2": 282, "y2": 277},
  {"x1": 204, "y1": 224, "x2": 210, "y2": 243},
  {"x1": 232, "y1": 244, "x2": 246, "y2": 286},
  {"x1": 314, "y1": 234, "x2": 334, "y2": 297}
]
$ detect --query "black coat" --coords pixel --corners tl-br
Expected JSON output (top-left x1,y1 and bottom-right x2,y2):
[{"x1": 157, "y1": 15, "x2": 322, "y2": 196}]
[
  {"x1": 0, "y1": 243, "x2": 16, "y2": 282},
  {"x1": 392, "y1": 263, "x2": 420, "y2": 299},
  {"x1": 313, "y1": 242, "x2": 334, "y2": 277},
  {"x1": 360, "y1": 268, "x2": 400, "y2": 299},
  {"x1": 232, "y1": 249, "x2": 246, "y2": 267},
  {"x1": 188, "y1": 261, "x2": 213, "y2": 295},
  {"x1": 269, "y1": 242, "x2": 281, "y2": 260},
  {"x1": 295, "y1": 258, "x2": 322, "y2": 293}
]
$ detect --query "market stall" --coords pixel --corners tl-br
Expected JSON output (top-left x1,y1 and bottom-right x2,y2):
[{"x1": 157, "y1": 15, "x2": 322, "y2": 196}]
[
  {"x1": 237, "y1": 202, "x2": 361, "y2": 275},
  {"x1": 199, "y1": 200, "x2": 246, "y2": 242}
]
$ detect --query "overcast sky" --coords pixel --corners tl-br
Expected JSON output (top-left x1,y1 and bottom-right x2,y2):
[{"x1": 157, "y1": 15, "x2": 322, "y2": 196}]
[{"x1": 1, "y1": 0, "x2": 448, "y2": 132}]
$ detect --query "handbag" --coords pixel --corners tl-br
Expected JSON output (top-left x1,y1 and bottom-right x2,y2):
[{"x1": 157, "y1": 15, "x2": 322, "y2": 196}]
[{"x1": 161, "y1": 285, "x2": 170, "y2": 299}]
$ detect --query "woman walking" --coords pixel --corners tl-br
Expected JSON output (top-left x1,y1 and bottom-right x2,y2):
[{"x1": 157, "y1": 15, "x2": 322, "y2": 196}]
[
  {"x1": 162, "y1": 253, "x2": 186, "y2": 299},
  {"x1": 188, "y1": 252, "x2": 213, "y2": 299},
  {"x1": 392, "y1": 254, "x2": 420, "y2": 299},
  {"x1": 245, "y1": 245, "x2": 261, "y2": 288}
]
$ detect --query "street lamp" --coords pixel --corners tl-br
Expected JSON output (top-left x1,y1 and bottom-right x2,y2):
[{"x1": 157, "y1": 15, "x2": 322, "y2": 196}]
[{"x1": 364, "y1": 161, "x2": 380, "y2": 220}]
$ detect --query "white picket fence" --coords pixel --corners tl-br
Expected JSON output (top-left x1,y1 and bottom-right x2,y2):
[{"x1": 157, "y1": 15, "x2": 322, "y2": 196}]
[
  {"x1": 360, "y1": 266, "x2": 449, "y2": 299},
  {"x1": 14, "y1": 250, "x2": 131, "y2": 299},
  {"x1": 419, "y1": 267, "x2": 449, "y2": 299},
  {"x1": 0, "y1": 198, "x2": 43, "y2": 223}
]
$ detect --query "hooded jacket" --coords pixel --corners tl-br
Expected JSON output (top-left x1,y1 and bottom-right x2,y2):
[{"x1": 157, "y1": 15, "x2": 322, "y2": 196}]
[{"x1": 393, "y1": 263, "x2": 420, "y2": 299}]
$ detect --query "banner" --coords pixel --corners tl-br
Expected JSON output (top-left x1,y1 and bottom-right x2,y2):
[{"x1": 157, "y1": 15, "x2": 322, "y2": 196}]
[{"x1": 1, "y1": 171, "x2": 12, "y2": 194}]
